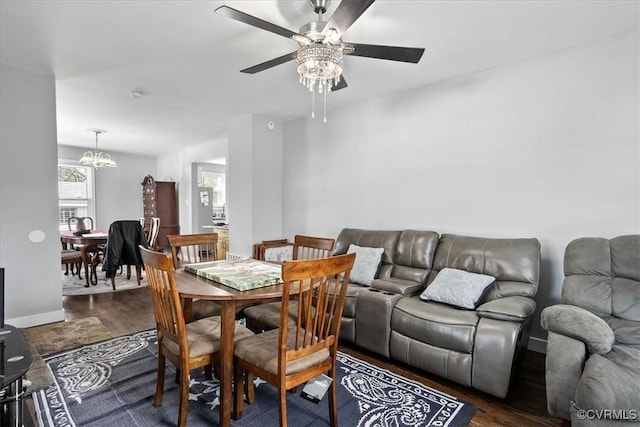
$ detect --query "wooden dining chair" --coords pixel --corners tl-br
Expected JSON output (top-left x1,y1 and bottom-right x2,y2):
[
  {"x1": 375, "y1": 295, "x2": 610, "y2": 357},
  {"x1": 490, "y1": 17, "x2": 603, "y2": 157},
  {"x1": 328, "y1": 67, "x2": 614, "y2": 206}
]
[
  {"x1": 244, "y1": 235, "x2": 336, "y2": 333},
  {"x1": 95, "y1": 220, "x2": 148, "y2": 290},
  {"x1": 139, "y1": 246, "x2": 253, "y2": 427},
  {"x1": 68, "y1": 216, "x2": 94, "y2": 232},
  {"x1": 148, "y1": 217, "x2": 161, "y2": 250},
  {"x1": 167, "y1": 233, "x2": 221, "y2": 321},
  {"x1": 258, "y1": 239, "x2": 293, "y2": 262},
  {"x1": 167, "y1": 233, "x2": 218, "y2": 269},
  {"x1": 233, "y1": 253, "x2": 356, "y2": 427},
  {"x1": 61, "y1": 242, "x2": 83, "y2": 279}
]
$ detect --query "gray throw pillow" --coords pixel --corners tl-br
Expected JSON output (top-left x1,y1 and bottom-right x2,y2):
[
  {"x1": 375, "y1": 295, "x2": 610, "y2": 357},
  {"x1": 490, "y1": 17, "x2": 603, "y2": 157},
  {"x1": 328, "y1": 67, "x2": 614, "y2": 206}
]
[
  {"x1": 420, "y1": 268, "x2": 495, "y2": 309},
  {"x1": 346, "y1": 244, "x2": 384, "y2": 286}
]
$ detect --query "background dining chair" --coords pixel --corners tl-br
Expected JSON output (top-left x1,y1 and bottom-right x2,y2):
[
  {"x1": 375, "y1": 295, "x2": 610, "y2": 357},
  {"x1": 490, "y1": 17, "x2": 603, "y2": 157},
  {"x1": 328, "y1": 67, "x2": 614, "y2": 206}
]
[
  {"x1": 258, "y1": 239, "x2": 294, "y2": 262},
  {"x1": 98, "y1": 220, "x2": 148, "y2": 290},
  {"x1": 66, "y1": 215, "x2": 97, "y2": 275},
  {"x1": 244, "y1": 235, "x2": 336, "y2": 333},
  {"x1": 233, "y1": 253, "x2": 356, "y2": 427},
  {"x1": 167, "y1": 233, "x2": 218, "y2": 269},
  {"x1": 61, "y1": 241, "x2": 83, "y2": 279},
  {"x1": 68, "y1": 216, "x2": 94, "y2": 232},
  {"x1": 139, "y1": 246, "x2": 254, "y2": 427},
  {"x1": 148, "y1": 217, "x2": 161, "y2": 250},
  {"x1": 167, "y1": 233, "x2": 221, "y2": 321}
]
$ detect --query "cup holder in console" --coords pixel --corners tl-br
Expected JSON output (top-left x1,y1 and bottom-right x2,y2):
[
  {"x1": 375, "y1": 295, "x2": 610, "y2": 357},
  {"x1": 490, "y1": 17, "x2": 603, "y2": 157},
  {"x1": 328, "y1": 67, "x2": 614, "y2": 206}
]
[{"x1": 367, "y1": 288, "x2": 395, "y2": 296}]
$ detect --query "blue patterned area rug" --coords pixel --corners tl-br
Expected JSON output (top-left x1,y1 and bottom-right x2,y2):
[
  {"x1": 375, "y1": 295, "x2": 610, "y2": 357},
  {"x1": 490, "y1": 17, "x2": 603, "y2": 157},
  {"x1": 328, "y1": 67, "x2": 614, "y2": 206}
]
[{"x1": 32, "y1": 330, "x2": 475, "y2": 427}]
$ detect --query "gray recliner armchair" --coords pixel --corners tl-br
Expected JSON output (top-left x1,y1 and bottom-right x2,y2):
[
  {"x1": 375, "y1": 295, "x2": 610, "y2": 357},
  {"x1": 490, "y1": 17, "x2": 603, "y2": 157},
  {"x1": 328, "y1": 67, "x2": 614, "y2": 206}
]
[{"x1": 541, "y1": 235, "x2": 640, "y2": 426}]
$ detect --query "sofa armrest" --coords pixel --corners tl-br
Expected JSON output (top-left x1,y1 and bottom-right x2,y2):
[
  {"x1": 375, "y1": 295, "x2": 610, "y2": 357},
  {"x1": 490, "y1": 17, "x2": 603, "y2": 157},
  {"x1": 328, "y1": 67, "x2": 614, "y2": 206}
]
[
  {"x1": 545, "y1": 332, "x2": 587, "y2": 420},
  {"x1": 541, "y1": 304, "x2": 614, "y2": 354},
  {"x1": 371, "y1": 278, "x2": 423, "y2": 295},
  {"x1": 476, "y1": 296, "x2": 536, "y2": 322}
]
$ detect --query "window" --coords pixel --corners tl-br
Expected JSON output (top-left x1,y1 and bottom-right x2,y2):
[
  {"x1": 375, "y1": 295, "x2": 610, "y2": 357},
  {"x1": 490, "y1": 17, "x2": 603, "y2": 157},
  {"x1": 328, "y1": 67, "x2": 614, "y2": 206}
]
[
  {"x1": 58, "y1": 164, "x2": 95, "y2": 231},
  {"x1": 201, "y1": 170, "x2": 226, "y2": 219}
]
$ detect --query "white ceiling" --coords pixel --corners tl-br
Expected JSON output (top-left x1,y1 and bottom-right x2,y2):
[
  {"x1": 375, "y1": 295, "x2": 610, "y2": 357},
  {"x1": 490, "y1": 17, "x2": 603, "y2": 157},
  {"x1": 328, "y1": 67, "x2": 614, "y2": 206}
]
[{"x1": 1, "y1": 1, "x2": 637, "y2": 156}]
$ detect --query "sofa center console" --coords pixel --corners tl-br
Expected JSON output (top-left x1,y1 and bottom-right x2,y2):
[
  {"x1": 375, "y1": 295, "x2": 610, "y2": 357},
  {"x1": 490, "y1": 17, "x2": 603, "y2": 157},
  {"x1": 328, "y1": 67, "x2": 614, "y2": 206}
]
[{"x1": 356, "y1": 288, "x2": 404, "y2": 357}]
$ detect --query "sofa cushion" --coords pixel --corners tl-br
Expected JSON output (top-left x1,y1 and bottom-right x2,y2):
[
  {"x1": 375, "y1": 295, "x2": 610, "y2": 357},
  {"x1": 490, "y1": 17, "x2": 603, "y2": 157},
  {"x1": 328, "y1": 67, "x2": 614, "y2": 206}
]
[
  {"x1": 390, "y1": 230, "x2": 439, "y2": 283},
  {"x1": 334, "y1": 229, "x2": 402, "y2": 279},
  {"x1": 574, "y1": 344, "x2": 640, "y2": 415},
  {"x1": 432, "y1": 234, "x2": 540, "y2": 300},
  {"x1": 563, "y1": 235, "x2": 640, "y2": 320},
  {"x1": 347, "y1": 244, "x2": 384, "y2": 286},
  {"x1": 420, "y1": 268, "x2": 495, "y2": 309},
  {"x1": 392, "y1": 296, "x2": 479, "y2": 354},
  {"x1": 607, "y1": 317, "x2": 640, "y2": 345}
]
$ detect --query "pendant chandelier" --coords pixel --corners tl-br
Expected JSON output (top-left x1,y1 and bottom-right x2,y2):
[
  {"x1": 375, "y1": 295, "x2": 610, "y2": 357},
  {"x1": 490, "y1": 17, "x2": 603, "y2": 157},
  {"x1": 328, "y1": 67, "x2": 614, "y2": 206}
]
[{"x1": 79, "y1": 129, "x2": 117, "y2": 168}]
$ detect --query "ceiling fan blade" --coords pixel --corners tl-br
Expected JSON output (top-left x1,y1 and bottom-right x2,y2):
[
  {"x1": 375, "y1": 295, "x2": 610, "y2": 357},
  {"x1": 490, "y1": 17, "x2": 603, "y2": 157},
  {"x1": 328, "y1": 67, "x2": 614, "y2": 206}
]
[
  {"x1": 344, "y1": 43, "x2": 425, "y2": 63},
  {"x1": 240, "y1": 51, "x2": 297, "y2": 74},
  {"x1": 322, "y1": 0, "x2": 375, "y2": 38},
  {"x1": 215, "y1": 5, "x2": 305, "y2": 41},
  {"x1": 332, "y1": 75, "x2": 348, "y2": 91}
]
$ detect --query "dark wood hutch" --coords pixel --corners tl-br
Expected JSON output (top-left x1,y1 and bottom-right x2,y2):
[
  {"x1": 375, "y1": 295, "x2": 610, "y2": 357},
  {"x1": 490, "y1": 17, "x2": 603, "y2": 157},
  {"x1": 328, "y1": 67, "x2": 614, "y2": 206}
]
[{"x1": 141, "y1": 175, "x2": 179, "y2": 248}]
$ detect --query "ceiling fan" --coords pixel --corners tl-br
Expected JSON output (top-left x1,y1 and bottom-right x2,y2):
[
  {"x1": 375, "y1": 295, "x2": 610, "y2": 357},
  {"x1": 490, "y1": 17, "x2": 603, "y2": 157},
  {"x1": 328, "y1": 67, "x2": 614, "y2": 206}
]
[{"x1": 214, "y1": 0, "x2": 425, "y2": 96}]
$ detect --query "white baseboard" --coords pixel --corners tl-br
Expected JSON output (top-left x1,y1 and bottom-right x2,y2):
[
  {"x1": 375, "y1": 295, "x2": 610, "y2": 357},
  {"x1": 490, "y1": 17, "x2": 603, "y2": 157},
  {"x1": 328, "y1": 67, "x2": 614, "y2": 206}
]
[
  {"x1": 5, "y1": 309, "x2": 65, "y2": 328},
  {"x1": 528, "y1": 336, "x2": 547, "y2": 354}
]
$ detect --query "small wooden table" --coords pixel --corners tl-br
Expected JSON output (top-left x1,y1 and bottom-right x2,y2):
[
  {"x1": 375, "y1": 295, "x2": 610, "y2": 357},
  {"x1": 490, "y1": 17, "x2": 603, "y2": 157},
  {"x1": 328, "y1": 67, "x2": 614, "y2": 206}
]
[
  {"x1": 174, "y1": 268, "x2": 285, "y2": 427},
  {"x1": 60, "y1": 231, "x2": 108, "y2": 287}
]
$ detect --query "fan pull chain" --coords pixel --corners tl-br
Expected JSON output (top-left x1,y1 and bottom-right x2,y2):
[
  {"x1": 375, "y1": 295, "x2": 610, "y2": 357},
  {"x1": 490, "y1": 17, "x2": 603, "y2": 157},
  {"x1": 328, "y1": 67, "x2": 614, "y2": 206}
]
[{"x1": 323, "y1": 85, "x2": 327, "y2": 123}]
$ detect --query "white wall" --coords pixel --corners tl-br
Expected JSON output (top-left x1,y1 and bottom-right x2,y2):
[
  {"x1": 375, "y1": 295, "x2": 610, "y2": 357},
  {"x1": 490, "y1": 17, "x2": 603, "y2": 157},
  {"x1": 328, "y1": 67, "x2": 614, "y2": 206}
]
[
  {"x1": 227, "y1": 114, "x2": 285, "y2": 256},
  {"x1": 227, "y1": 115, "x2": 254, "y2": 256},
  {"x1": 0, "y1": 63, "x2": 63, "y2": 326},
  {"x1": 282, "y1": 32, "x2": 640, "y2": 349},
  {"x1": 252, "y1": 115, "x2": 284, "y2": 247},
  {"x1": 58, "y1": 145, "x2": 156, "y2": 229}
]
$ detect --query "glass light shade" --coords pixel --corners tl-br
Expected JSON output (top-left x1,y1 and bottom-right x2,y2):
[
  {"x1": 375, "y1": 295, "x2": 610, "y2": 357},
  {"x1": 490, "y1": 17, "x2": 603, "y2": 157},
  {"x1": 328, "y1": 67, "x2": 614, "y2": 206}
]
[
  {"x1": 80, "y1": 130, "x2": 117, "y2": 168},
  {"x1": 79, "y1": 151, "x2": 117, "y2": 168},
  {"x1": 296, "y1": 43, "x2": 343, "y2": 93}
]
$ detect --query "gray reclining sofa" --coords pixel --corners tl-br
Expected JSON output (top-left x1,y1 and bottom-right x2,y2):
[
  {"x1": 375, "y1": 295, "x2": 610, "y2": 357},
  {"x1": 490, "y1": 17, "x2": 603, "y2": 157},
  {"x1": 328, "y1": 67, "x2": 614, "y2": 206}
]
[{"x1": 333, "y1": 228, "x2": 541, "y2": 398}]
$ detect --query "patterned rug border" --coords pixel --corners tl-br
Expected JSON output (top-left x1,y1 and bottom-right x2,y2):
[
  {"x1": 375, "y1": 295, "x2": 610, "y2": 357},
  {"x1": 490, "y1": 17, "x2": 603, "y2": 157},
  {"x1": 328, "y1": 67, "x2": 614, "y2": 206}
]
[
  {"x1": 61, "y1": 270, "x2": 148, "y2": 296},
  {"x1": 22, "y1": 317, "x2": 114, "y2": 394},
  {"x1": 33, "y1": 329, "x2": 476, "y2": 427}
]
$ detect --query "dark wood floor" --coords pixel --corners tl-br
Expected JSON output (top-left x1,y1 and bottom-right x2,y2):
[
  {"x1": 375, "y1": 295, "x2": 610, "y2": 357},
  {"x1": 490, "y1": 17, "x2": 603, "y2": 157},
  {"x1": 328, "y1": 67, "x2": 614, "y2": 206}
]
[{"x1": 53, "y1": 287, "x2": 567, "y2": 426}]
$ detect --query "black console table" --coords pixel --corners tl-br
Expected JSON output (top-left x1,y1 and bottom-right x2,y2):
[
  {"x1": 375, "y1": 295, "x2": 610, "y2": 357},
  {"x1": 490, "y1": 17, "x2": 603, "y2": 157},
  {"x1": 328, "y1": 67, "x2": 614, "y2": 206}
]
[{"x1": 0, "y1": 325, "x2": 33, "y2": 427}]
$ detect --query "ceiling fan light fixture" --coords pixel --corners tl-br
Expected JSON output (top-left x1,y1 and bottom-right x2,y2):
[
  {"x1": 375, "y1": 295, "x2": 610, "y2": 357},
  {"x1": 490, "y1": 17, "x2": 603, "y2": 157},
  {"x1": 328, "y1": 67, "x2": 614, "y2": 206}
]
[
  {"x1": 296, "y1": 43, "x2": 343, "y2": 122},
  {"x1": 296, "y1": 43, "x2": 343, "y2": 92}
]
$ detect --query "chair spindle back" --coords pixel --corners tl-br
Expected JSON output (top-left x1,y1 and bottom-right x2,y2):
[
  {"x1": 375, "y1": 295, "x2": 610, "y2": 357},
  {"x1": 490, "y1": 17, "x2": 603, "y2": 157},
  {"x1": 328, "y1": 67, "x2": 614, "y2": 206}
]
[
  {"x1": 167, "y1": 233, "x2": 219, "y2": 269},
  {"x1": 139, "y1": 246, "x2": 188, "y2": 351},
  {"x1": 280, "y1": 253, "x2": 355, "y2": 366}
]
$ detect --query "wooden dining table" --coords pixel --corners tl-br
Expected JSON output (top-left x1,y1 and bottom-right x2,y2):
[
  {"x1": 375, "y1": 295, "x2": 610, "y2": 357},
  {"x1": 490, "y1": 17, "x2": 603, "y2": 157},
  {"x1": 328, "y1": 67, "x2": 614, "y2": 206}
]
[
  {"x1": 174, "y1": 267, "x2": 287, "y2": 427},
  {"x1": 60, "y1": 230, "x2": 108, "y2": 287}
]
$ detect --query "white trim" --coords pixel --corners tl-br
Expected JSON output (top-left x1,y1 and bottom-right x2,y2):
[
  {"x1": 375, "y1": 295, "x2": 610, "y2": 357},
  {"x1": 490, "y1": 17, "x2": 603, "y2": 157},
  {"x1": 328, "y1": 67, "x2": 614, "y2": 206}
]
[
  {"x1": 528, "y1": 336, "x2": 547, "y2": 354},
  {"x1": 6, "y1": 309, "x2": 65, "y2": 328}
]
